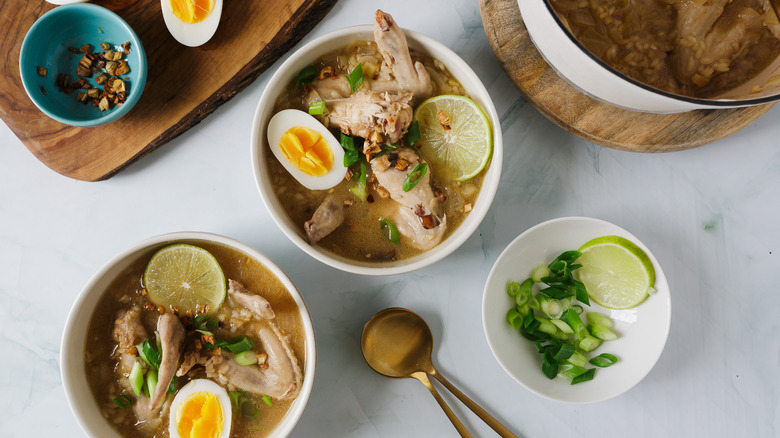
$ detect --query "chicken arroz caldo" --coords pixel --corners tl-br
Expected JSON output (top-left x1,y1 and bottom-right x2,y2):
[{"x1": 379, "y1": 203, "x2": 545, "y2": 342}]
[{"x1": 266, "y1": 10, "x2": 490, "y2": 262}]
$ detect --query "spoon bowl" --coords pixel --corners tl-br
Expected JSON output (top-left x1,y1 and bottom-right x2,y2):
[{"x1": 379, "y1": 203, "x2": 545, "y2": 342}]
[{"x1": 361, "y1": 308, "x2": 517, "y2": 438}]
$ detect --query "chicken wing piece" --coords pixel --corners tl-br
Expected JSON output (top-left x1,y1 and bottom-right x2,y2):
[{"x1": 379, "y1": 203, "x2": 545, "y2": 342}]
[
  {"x1": 304, "y1": 195, "x2": 345, "y2": 244},
  {"x1": 229, "y1": 279, "x2": 275, "y2": 319},
  {"x1": 374, "y1": 9, "x2": 433, "y2": 102},
  {"x1": 151, "y1": 312, "x2": 185, "y2": 408},
  {"x1": 371, "y1": 147, "x2": 447, "y2": 249},
  {"x1": 326, "y1": 91, "x2": 414, "y2": 145}
]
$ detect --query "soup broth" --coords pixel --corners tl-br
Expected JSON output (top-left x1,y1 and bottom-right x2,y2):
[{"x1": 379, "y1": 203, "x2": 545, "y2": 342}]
[
  {"x1": 269, "y1": 41, "x2": 485, "y2": 262},
  {"x1": 84, "y1": 241, "x2": 305, "y2": 437}
]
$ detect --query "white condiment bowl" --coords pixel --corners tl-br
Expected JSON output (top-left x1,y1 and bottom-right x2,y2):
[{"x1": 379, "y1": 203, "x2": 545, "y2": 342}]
[
  {"x1": 60, "y1": 232, "x2": 317, "y2": 437},
  {"x1": 250, "y1": 25, "x2": 502, "y2": 275},
  {"x1": 520, "y1": 0, "x2": 780, "y2": 113},
  {"x1": 482, "y1": 217, "x2": 671, "y2": 403}
]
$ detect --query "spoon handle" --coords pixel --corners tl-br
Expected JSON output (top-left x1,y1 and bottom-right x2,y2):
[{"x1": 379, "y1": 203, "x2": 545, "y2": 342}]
[
  {"x1": 430, "y1": 371, "x2": 518, "y2": 438},
  {"x1": 412, "y1": 371, "x2": 473, "y2": 438}
]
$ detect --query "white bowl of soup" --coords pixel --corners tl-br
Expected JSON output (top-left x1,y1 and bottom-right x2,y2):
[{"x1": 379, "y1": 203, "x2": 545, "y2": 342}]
[
  {"x1": 61, "y1": 232, "x2": 316, "y2": 438},
  {"x1": 251, "y1": 10, "x2": 502, "y2": 275},
  {"x1": 521, "y1": 0, "x2": 780, "y2": 113}
]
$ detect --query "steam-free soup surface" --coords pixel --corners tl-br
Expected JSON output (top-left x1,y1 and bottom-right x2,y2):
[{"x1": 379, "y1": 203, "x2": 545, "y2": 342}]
[{"x1": 84, "y1": 241, "x2": 305, "y2": 437}]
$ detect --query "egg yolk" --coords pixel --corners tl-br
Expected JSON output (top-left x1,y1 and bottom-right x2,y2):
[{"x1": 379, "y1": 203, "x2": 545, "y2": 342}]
[
  {"x1": 279, "y1": 126, "x2": 334, "y2": 177},
  {"x1": 176, "y1": 392, "x2": 223, "y2": 438},
  {"x1": 170, "y1": 0, "x2": 215, "y2": 24}
]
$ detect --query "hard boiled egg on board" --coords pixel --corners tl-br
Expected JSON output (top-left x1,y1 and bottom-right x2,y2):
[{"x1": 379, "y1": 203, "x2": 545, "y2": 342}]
[
  {"x1": 267, "y1": 109, "x2": 347, "y2": 191},
  {"x1": 161, "y1": 0, "x2": 223, "y2": 47},
  {"x1": 169, "y1": 379, "x2": 232, "y2": 438}
]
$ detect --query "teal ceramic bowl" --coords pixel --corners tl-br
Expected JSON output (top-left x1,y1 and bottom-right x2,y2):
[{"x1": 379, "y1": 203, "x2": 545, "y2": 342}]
[{"x1": 19, "y1": 4, "x2": 147, "y2": 127}]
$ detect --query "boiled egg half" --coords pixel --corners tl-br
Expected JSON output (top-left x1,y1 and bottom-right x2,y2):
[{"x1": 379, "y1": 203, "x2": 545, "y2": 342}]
[
  {"x1": 169, "y1": 379, "x2": 232, "y2": 438},
  {"x1": 267, "y1": 109, "x2": 347, "y2": 190},
  {"x1": 161, "y1": 0, "x2": 223, "y2": 47}
]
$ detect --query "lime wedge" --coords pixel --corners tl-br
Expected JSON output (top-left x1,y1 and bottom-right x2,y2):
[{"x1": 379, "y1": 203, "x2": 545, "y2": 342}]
[
  {"x1": 576, "y1": 236, "x2": 656, "y2": 310},
  {"x1": 413, "y1": 95, "x2": 492, "y2": 181},
  {"x1": 143, "y1": 244, "x2": 226, "y2": 314}
]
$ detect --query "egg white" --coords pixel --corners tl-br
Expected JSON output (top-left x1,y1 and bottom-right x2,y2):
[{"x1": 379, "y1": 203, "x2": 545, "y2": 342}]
[
  {"x1": 267, "y1": 109, "x2": 347, "y2": 191},
  {"x1": 161, "y1": 0, "x2": 223, "y2": 47},
  {"x1": 169, "y1": 379, "x2": 232, "y2": 438}
]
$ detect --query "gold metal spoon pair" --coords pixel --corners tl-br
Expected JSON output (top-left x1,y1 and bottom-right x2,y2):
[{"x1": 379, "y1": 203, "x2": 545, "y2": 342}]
[{"x1": 361, "y1": 308, "x2": 517, "y2": 438}]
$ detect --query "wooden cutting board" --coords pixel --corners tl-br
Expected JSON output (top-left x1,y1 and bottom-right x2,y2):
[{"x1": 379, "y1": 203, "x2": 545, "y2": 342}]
[
  {"x1": 479, "y1": 0, "x2": 776, "y2": 152},
  {"x1": 0, "y1": 0, "x2": 337, "y2": 181}
]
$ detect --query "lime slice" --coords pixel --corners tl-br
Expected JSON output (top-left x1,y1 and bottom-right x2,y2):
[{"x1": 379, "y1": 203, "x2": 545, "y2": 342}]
[
  {"x1": 143, "y1": 244, "x2": 226, "y2": 314},
  {"x1": 576, "y1": 236, "x2": 656, "y2": 310},
  {"x1": 413, "y1": 95, "x2": 492, "y2": 181}
]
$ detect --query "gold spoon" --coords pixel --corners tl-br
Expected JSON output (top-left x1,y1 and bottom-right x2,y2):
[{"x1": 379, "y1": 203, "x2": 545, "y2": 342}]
[{"x1": 361, "y1": 308, "x2": 517, "y2": 438}]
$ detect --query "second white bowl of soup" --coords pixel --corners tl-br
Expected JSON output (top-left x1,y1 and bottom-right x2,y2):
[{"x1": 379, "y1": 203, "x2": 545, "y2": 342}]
[
  {"x1": 251, "y1": 10, "x2": 501, "y2": 275},
  {"x1": 61, "y1": 232, "x2": 316, "y2": 438}
]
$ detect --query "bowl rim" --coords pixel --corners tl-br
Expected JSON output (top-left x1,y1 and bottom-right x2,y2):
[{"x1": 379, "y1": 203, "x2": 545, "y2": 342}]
[
  {"x1": 250, "y1": 24, "x2": 502, "y2": 276},
  {"x1": 538, "y1": 0, "x2": 780, "y2": 107},
  {"x1": 481, "y1": 216, "x2": 672, "y2": 404},
  {"x1": 19, "y1": 3, "x2": 148, "y2": 127},
  {"x1": 60, "y1": 231, "x2": 317, "y2": 437}
]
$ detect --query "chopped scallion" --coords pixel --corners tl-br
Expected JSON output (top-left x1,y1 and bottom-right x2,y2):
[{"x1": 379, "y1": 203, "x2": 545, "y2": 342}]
[
  {"x1": 194, "y1": 315, "x2": 217, "y2": 332},
  {"x1": 113, "y1": 395, "x2": 131, "y2": 408},
  {"x1": 226, "y1": 336, "x2": 254, "y2": 354},
  {"x1": 308, "y1": 100, "x2": 327, "y2": 115},
  {"x1": 296, "y1": 66, "x2": 317, "y2": 87},
  {"x1": 346, "y1": 63, "x2": 364, "y2": 92},
  {"x1": 402, "y1": 163, "x2": 427, "y2": 192},
  {"x1": 405, "y1": 121, "x2": 420, "y2": 146},
  {"x1": 379, "y1": 218, "x2": 400, "y2": 244},
  {"x1": 350, "y1": 161, "x2": 368, "y2": 201},
  {"x1": 571, "y1": 368, "x2": 596, "y2": 385},
  {"x1": 589, "y1": 353, "x2": 618, "y2": 368},
  {"x1": 145, "y1": 369, "x2": 158, "y2": 397},
  {"x1": 234, "y1": 351, "x2": 258, "y2": 366},
  {"x1": 129, "y1": 360, "x2": 145, "y2": 397},
  {"x1": 262, "y1": 395, "x2": 273, "y2": 406}
]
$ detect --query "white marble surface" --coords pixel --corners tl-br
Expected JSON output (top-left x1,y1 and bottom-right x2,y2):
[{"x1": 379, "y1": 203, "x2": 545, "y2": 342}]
[{"x1": 1, "y1": 0, "x2": 779, "y2": 437}]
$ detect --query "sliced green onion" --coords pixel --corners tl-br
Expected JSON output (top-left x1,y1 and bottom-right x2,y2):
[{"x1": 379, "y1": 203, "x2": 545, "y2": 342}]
[
  {"x1": 296, "y1": 66, "x2": 317, "y2": 87},
  {"x1": 341, "y1": 133, "x2": 359, "y2": 167},
  {"x1": 527, "y1": 295, "x2": 540, "y2": 310},
  {"x1": 578, "y1": 335, "x2": 601, "y2": 352},
  {"x1": 379, "y1": 218, "x2": 400, "y2": 244},
  {"x1": 234, "y1": 351, "x2": 258, "y2": 366},
  {"x1": 535, "y1": 317, "x2": 558, "y2": 337},
  {"x1": 571, "y1": 368, "x2": 596, "y2": 385},
  {"x1": 541, "y1": 350, "x2": 559, "y2": 379},
  {"x1": 229, "y1": 391, "x2": 243, "y2": 409},
  {"x1": 402, "y1": 163, "x2": 427, "y2": 192},
  {"x1": 194, "y1": 316, "x2": 217, "y2": 332},
  {"x1": 554, "y1": 250, "x2": 582, "y2": 264},
  {"x1": 559, "y1": 364, "x2": 588, "y2": 380},
  {"x1": 586, "y1": 312, "x2": 614, "y2": 328},
  {"x1": 226, "y1": 336, "x2": 255, "y2": 354},
  {"x1": 540, "y1": 285, "x2": 571, "y2": 300},
  {"x1": 346, "y1": 63, "x2": 364, "y2": 92},
  {"x1": 571, "y1": 279, "x2": 590, "y2": 306},
  {"x1": 531, "y1": 264, "x2": 551, "y2": 283},
  {"x1": 571, "y1": 304, "x2": 584, "y2": 314},
  {"x1": 553, "y1": 343, "x2": 575, "y2": 362},
  {"x1": 506, "y1": 308, "x2": 523, "y2": 330},
  {"x1": 589, "y1": 324, "x2": 618, "y2": 341},
  {"x1": 168, "y1": 375, "x2": 178, "y2": 394},
  {"x1": 550, "y1": 318, "x2": 574, "y2": 334},
  {"x1": 566, "y1": 350, "x2": 588, "y2": 368},
  {"x1": 589, "y1": 353, "x2": 618, "y2": 368},
  {"x1": 405, "y1": 121, "x2": 420, "y2": 146},
  {"x1": 350, "y1": 161, "x2": 368, "y2": 201},
  {"x1": 129, "y1": 360, "x2": 145, "y2": 397},
  {"x1": 308, "y1": 100, "x2": 327, "y2": 115},
  {"x1": 138, "y1": 339, "x2": 161, "y2": 370},
  {"x1": 563, "y1": 309, "x2": 589, "y2": 340},
  {"x1": 539, "y1": 297, "x2": 563, "y2": 319},
  {"x1": 262, "y1": 395, "x2": 273, "y2": 406},
  {"x1": 145, "y1": 368, "x2": 158, "y2": 397},
  {"x1": 113, "y1": 395, "x2": 131, "y2": 408}
]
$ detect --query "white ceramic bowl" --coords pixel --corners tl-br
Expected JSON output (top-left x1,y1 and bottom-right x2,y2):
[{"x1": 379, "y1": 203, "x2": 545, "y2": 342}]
[
  {"x1": 482, "y1": 217, "x2": 671, "y2": 403},
  {"x1": 519, "y1": 0, "x2": 780, "y2": 113},
  {"x1": 250, "y1": 25, "x2": 502, "y2": 275},
  {"x1": 61, "y1": 232, "x2": 317, "y2": 437}
]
